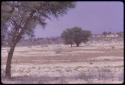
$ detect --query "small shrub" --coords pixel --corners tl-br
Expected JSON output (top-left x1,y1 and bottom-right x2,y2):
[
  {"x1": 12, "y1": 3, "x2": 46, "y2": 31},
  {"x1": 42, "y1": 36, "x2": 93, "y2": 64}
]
[
  {"x1": 118, "y1": 72, "x2": 123, "y2": 81},
  {"x1": 54, "y1": 48, "x2": 62, "y2": 54},
  {"x1": 98, "y1": 68, "x2": 113, "y2": 80},
  {"x1": 76, "y1": 71, "x2": 95, "y2": 83}
]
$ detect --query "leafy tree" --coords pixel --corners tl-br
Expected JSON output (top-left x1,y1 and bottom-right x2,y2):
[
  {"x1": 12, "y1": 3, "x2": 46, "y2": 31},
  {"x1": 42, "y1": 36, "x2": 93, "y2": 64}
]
[
  {"x1": 1, "y1": 1, "x2": 75, "y2": 78},
  {"x1": 61, "y1": 27, "x2": 91, "y2": 47},
  {"x1": 102, "y1": 31, "x2": 112, "y2": 37},
  {"x1": 82, "y1": 30, "x2": 92, "y2": 44},
  {"x1": 61, "y1": 29, "x2": 74, "y2": 47},
  {"x1": 102, "y1": 32, "x2": 108, "y2": 37}
]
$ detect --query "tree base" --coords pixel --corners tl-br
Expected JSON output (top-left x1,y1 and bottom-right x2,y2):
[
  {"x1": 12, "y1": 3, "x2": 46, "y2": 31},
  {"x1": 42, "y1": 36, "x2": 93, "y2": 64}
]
[{"x1": 5, "y1": 73, "x2": 11, "y2": 79}]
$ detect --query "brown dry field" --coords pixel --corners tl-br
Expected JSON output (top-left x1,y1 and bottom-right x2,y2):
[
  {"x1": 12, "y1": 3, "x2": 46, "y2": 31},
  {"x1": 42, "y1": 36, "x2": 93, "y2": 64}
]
[
  {"x1": 1, "y1": 43, "x2": 124, "y2": 84},
  {"x1": 1, "y1": 46, "x2": 123, "y2": 64}
]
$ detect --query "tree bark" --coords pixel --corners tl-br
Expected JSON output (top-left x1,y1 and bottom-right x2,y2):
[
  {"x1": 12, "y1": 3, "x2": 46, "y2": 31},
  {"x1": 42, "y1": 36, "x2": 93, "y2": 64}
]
[
  {"x1": 5, "y1": 11, "x2": 34, "y2": 79},
  {"x1": 5, "y1": 43, "x2": 16, "y2": 78},
  {"x1": 76, "y1": 43, "x2": 79, "y2": 47},
  {"x1": 71, "y1": 44, "x2": 72, "y2": 47}
]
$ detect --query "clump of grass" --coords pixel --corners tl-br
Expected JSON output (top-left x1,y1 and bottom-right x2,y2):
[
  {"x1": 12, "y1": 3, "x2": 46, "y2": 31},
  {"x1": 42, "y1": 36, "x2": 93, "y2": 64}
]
[
  {"x1": 97, "y1": 67, "x2": 113, "y2": 80},
  {"x1": 76, "y1": 71, "x2": 95, "y2": 83},
  {"x1": 41, "y1": 44, "x2": 48, "y2": 47},
  {"x1": 118, "y1": 71, "x2": 123, "y2": 81},
  {"x1": 75, "y1": 67, "x2": 114, "y2": 83},
  {"x1": 54, "y1": 47, "x2": 62, "y2": 54}
]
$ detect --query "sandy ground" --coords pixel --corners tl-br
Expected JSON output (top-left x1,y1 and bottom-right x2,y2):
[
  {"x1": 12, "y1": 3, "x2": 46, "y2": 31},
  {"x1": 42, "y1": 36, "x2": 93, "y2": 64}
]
[{"x1": 1, "y1": 42, "x2": 124, "y2": 84}]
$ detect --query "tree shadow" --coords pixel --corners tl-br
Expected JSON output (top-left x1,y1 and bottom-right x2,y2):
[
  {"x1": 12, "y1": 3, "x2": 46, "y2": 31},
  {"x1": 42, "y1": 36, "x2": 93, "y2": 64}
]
[
  {"x1": 71, "y1": 45, "x2": 89, "y2": 47},
  {"x1": 2, "y1": 75, "x2": 68, "y2": 84},
  {"x1": 1, "y1": 70, "x2": 121, "y2": 84}
]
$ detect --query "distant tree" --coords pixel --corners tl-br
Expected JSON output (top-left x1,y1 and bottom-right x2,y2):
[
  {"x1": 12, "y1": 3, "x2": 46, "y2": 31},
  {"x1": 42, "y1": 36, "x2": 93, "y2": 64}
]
[
  {"x1": 1, "y1": 1, "x2": 75, "y2": 78},
  {"x1": 82, "y1": 30, "x2": 92, "y2": 44},
  {"x1": 102, "y1": 31, "x2": 112, "y2": 36},
  {"x1": 61, "y1": 27, "x2": 91, "y2": 47},
  {"x1": 102, "y1": 32, "x2": 108, "y2": 37},
  {"x1": 117, "y1": 32, "x2": 123, "y2": 37},
  {"x1": 108, "y1": 32, "x2": 112, "y2": 35},
  {"x1": 61, "y1": 29, "x2": 74, "y2": 47},
  {"x1": 103, "y1": 31, "x2": 113, "y2": 40}
]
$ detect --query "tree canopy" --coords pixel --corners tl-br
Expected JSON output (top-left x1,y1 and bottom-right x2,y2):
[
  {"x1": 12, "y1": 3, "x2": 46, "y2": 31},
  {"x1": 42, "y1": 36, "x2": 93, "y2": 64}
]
[
  {"x1": 1, "y1": 1, "x2": 75, "y2": 46},
  {"x1": 61, "y1": 27, "x2": 92, "y2": 47}
]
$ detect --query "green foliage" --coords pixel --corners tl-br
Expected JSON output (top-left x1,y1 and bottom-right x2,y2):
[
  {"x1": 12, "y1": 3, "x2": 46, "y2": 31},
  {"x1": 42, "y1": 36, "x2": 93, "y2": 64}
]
[
  {"x1": 61, "y1": 27, "x2": 91, "y2": 47},
  {"x1": 61, "y1": 29, "x2": 74, "y2": 45},
  {"x1": 1, "y1": 1, "x2": 76, "y2": 78},
  {"x1": 1, "y1": 1, "x2": 75, "y2": 46}
]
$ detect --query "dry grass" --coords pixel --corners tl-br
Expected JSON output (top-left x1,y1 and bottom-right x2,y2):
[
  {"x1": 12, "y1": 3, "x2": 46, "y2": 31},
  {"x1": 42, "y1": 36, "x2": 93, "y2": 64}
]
[{"x1": 1, "y1": 42, "x2": 124, "y2": 84}]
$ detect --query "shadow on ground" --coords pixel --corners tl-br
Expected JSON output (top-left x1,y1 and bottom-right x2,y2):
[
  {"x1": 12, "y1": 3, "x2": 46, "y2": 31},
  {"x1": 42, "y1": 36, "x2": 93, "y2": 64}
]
[{"x1": 2, "y1": 75, "x2": 72, "y2": 84}]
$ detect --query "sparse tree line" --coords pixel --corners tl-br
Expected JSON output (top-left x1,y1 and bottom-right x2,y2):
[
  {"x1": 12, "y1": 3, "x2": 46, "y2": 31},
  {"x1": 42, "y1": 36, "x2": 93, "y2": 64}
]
[
  {"x1": 2, "y1": 37, "x2": 63, "y2": 46},
  {"x1": 102, "y1": 31, "x2": 123, "y2": 38},
  {"x1": 2, "y1": 31, "x2": 123, "y2": 47},
  {"x1": 94, "y1": 31, "x2": 124, "y2": 41}
]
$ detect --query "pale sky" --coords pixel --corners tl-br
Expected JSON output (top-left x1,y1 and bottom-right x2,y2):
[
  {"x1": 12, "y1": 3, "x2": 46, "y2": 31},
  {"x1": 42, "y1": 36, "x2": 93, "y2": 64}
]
[{"x1": 34, "y1": 1, "x2": 123, "y2": 38}]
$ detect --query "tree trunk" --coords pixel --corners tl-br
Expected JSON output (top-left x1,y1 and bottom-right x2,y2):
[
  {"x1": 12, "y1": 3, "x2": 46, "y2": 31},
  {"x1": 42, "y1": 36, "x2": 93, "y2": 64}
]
[
  {"x1": 76, "y1": 43, "x2": 79, "y2": 47},
  {"x1": 5, "y1": 11, "x2": 34, "y2": 79},
  {"x1": 5, "y1": 44, "x2": 16, "y2": 78},
  {"x1": 71, "y1": 44, "x2": 72, "y2": 47}
]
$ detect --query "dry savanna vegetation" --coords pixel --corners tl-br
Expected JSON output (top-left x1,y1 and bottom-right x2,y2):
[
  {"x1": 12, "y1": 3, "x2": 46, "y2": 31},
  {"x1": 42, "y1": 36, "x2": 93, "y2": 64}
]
[
  {"x1": 1, "y1": 1, "x2": 123, "y2": 84},
  {"x1": 1, "y1": 41, "x2": 123, "y2": 84}
]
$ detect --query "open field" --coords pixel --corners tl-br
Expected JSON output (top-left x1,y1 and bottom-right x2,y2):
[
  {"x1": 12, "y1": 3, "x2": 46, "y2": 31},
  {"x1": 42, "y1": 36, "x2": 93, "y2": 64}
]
[{"x1": 1, "y1": 42, "x2": 124, "y2": 84}]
